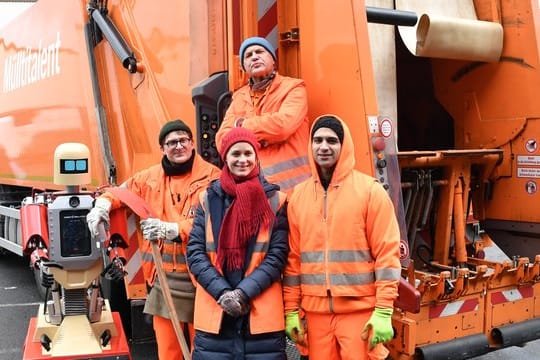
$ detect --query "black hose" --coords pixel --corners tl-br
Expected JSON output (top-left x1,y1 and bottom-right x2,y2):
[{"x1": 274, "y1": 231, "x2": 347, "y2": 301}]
[{"x1": 366, "y1": 6, "x2": 418, "y2": 26}]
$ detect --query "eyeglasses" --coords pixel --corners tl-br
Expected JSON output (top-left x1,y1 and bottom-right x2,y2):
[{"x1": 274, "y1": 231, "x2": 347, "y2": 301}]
[{"x1": 164, "y1": 137, "x2": 192, "y2": 149}]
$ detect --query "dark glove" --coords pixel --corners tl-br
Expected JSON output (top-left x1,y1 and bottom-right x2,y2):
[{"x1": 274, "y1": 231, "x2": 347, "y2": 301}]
[
  {"x1": 217, "y1": 289, "x2": 249, "y2": 317},
  {"x1": 102, "y1": 257, "x2": 127, "y2": 282}
]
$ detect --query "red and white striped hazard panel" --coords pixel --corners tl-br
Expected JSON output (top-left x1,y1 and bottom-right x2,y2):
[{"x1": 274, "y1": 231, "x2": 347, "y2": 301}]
[
  {"x1": 232, "y1": 0, "x2": 278, "y2": 58},
  {"x1": 124, "y1": 213, "x2": 145, "y2": 294},
  {"x1": 491, "y1": 287, "x2": 533, "y2": 305},
  {"x1": 429, "y1": 299, "x2": 479, "y2": 319},
  {"x1": 258, "y1": 0, "x2": 278, "y2": 51}
]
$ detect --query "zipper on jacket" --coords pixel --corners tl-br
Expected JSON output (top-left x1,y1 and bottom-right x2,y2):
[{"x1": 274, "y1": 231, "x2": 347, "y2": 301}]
[
  {"x1": 323, "y1": 190, "x2": 328, "y2": 220},
  {"x1": 323, "y1": 189, "x2": 331, "y2": 292}
]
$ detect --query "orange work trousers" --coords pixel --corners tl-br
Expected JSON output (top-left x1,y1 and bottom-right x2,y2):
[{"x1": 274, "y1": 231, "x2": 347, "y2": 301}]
[
  {"x1": 305, "y1": 310, "x2": 389, "y2": 360},
  {"x1": 153, "y1": 315, "x2": 195, "y2": 360}
]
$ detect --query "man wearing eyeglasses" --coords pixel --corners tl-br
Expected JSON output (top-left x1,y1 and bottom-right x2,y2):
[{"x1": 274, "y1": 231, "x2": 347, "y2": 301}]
[{"x1": 87, "y1": 119, "x2": 220, "y2": 359}]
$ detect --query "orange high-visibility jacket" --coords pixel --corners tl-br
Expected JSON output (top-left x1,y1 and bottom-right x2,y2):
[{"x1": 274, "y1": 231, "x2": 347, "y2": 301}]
[
  {"x1": 216, "y1": 73, "x2": 311, "y2": 193},
  {"x1": 283, "y1": 115, "x2": 401, "y2": 313},
  {"x1": 188, "y1": 182, "x2": 288, "y2": 334},
  {"x1": 102, "y1": 153, "x2": 220, "y2": 284}
]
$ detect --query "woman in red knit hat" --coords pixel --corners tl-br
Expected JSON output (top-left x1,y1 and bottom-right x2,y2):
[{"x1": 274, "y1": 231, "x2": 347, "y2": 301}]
[{"x1": 187, "y1": 127, "x2": 289, "y2": 359}]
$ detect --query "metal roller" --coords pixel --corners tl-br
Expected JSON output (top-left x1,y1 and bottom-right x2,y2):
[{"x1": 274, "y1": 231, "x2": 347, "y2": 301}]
[
  {"x1": 415, "y1": 334, "x2": 490, "y2": 360},
  {"x1": 492, "y1": 318, "x2": 540, "y2": 347}
]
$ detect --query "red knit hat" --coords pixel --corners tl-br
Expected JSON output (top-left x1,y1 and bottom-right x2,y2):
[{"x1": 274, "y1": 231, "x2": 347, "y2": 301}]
[{"x1": 219, "y1": 127, "x2": 260, "y2": 161}]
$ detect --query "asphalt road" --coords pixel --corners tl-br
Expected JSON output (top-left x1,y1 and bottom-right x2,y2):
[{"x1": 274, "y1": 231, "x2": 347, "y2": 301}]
[
  {"x1": 0, "y1": 250, "x2": 157, "y2": 360},
  {"x1": 1, "y1": 250, "x2": 540, "y2": 360},
  {"x1": 0, "y1": 251, "x2": 42, "y2": 360}
]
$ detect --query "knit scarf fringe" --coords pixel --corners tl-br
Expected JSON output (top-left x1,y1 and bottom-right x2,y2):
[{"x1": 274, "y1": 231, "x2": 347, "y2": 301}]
[{"x1": 221, "y1": 212, "x2": 270, "y2": 271}]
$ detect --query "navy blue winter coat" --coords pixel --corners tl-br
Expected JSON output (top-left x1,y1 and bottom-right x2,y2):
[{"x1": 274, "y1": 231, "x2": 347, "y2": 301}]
[{"x1": 187, "y1": 178, "x2": 289, "y2": 360}]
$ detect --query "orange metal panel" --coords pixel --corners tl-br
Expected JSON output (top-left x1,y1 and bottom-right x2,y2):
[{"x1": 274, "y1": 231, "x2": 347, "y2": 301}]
[
  {"x1": 486, "y1": 285, "x2": 535, "y2": 328},
  {"x1": 0, "y1": 0, "x2": 103, "y2": 189},
  {"x1": 388, "y1": 314, "x2": 417, "y2": 358},
  {"x1": 535, "y1": 283, "x2": 540, "y2": 318},
  {"x1": 420, "y1": 296, "x2": 483, "y2": 345},
  {"x1": 296, "y1": 0, "x2": 377, "y2": 175},
  {"x1": 431, "y1": 1, "x2": 540, "y2": 224},
  {"x1": 1, "y1": 0, "x2": 229, "y2": 190}
]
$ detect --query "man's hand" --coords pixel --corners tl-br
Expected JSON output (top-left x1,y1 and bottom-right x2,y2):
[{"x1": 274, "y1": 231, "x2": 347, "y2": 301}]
[
  {"x1": 361, "y1": 307, "x2": 394, "y2": 349},
  {"x1": 140, "y1": 218, "x2": 179, "y2": 241},
  {"x1": 217, "y1": 289, "x2": 249, "y2": 317},
  {"x1": 285, "y1": 310, "x2": 307, "y2": 346},
  {"x1": 87, "y1": 198, "x2": 111, "y2": 237}
]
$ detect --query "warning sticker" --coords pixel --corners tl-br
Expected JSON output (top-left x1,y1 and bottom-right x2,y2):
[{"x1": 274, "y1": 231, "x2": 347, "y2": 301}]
[
  {"x1": 517, "y1": 155, "x2": 540, "y2": 166},
  {"x1": 525, "y1": 139, "x2": 537, "y2": 153},
  {"x1": 380, "y1": 118, "x2": 393, "y2": 138},
  {"x1": 518, "y1": 167, "x2": 540, "y2": 178}
]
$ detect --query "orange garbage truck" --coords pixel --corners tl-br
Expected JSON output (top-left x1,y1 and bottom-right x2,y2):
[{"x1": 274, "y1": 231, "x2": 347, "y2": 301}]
[{"x1": 1, "y1": 0, "x2": 540, "y2": 359}]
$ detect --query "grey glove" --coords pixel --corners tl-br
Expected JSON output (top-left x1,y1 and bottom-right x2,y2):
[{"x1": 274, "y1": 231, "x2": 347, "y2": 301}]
[
  {"x1": 87, "y1": 198, "x2": 111, "y2": 237},
  {"x1": 140, "y1": 218, "x2": 179, "y2": 241},
  {"x1": 217, "y1": 289, "x2": 249, "y2": 317}
]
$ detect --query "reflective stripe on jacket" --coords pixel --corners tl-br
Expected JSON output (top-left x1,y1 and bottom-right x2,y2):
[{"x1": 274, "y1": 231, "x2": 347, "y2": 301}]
[
  {"x1": 217, "y1": 73, "x2": 311, "y2": 193},
  {"x1": 187, "y1": 179, "x2": 288, "y2": 334},
  {"x1": 103, "y1": 154, "x2": 220, "y2": 284},
  {"x1": 283, "y1": 115, "x2": 401, "y2": 313}
]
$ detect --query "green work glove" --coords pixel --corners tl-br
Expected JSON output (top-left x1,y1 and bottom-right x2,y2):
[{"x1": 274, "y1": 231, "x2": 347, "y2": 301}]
[
  {"x1": 361, "y1": 307, "x2": 394, "y2": 349},
  {"x1": 285, "y1": 310, "x2": 303, "y2": 341}
]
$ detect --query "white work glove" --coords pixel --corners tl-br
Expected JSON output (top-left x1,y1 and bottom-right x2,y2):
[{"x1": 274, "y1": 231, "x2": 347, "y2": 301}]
[
  {"x1": 140, "y1": 218, "x2": 179, "y2": 241},
  {"x1": 86, "y1": 198, "x2": 111, "y2": 237}
]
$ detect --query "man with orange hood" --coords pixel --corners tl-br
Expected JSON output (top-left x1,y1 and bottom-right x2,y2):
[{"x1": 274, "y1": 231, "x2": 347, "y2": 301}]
[{"x1": 283, "y1": 115, "x2": 402, "y2": 360}]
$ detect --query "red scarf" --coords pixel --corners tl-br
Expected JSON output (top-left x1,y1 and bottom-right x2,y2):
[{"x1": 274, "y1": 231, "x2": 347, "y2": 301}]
[{"x1": 216, "y1": 165, "x2": 275, "y2": 271}]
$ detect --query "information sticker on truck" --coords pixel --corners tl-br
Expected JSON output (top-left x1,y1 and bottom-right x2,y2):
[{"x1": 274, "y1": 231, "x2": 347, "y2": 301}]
[
  {"x1": 517, "y1": 167, "x2": 540, "y2": 178},
  {"x1": 517, "y1": 155, "x2": 540, "y2": 166}
]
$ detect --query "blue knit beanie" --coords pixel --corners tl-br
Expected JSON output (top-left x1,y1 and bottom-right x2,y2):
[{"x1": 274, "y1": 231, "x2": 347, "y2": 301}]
[{"x1": 239, "y1": 37, "x2": 276, "y2": 70}]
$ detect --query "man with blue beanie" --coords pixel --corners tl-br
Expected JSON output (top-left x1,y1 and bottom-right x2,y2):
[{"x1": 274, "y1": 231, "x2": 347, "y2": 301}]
[
  {"x1": 217, "y1": 36, "x2": 311, "y2": 196},
  {"x1": 239, "y1": 36, "x2": 276, "y2": 71}
]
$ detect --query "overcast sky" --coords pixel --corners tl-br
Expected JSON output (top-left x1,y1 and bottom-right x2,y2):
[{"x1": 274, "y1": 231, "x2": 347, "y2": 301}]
[{"x1": 0, "y1": 2, "x2": 34, "y2": 29}]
